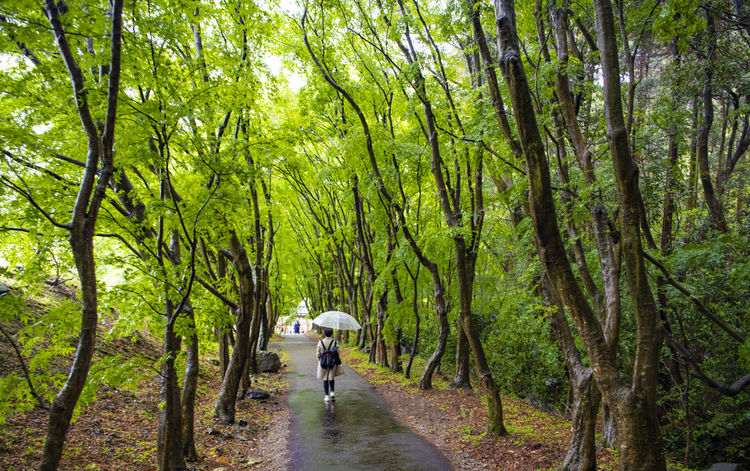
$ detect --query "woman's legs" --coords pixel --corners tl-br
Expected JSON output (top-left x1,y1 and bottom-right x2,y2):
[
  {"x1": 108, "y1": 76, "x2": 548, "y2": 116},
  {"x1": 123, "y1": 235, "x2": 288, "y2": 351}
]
[{"x1": 323, "y1": 380, "x2": 330, "y2": 395}]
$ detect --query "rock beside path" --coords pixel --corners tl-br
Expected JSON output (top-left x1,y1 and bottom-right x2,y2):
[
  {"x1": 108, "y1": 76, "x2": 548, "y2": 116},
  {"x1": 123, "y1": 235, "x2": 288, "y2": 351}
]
[
  {"x1": 247, "y1": 389, "x2": 271, "y2": 400},
  {"x1": 255, "y1": 351, "x2": 281, "y2": 372}
]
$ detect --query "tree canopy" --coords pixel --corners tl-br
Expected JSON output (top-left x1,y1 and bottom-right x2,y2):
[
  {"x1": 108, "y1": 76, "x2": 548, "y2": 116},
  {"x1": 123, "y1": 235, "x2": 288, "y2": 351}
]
[{"x1": 1, "y1": 0, "x2": 749, "y2": 469}]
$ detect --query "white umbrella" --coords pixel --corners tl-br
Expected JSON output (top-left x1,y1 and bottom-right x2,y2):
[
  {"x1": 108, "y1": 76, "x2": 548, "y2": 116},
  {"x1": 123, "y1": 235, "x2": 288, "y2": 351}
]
[{"x1": 312, "y1": 310, "x2": 362, "y2": 331}]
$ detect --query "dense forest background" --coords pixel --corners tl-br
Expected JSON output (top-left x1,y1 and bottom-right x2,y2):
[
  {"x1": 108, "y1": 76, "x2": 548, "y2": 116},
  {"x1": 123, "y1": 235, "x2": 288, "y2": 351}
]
[{"x1": 0, "y1": 0, "x2": 748, "y2": 469}]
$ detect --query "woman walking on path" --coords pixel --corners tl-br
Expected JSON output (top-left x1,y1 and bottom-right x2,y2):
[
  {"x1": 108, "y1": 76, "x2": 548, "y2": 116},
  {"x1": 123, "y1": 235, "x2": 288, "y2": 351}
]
[{"x1": 317, "y1": 328, "x2": 343, "y2": 402}]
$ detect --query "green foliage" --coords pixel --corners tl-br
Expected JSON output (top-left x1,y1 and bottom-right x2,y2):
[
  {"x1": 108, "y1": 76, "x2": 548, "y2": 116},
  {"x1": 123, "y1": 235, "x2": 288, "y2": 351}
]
[{"x1": 1, "y1": 0, "x2": 749, "y2": 465}]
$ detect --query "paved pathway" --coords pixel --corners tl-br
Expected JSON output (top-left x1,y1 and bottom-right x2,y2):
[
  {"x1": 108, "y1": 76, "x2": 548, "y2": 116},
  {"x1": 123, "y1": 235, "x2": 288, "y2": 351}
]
[{"x1": 276, "y1": 334, "x2": 452, "y2": 471}]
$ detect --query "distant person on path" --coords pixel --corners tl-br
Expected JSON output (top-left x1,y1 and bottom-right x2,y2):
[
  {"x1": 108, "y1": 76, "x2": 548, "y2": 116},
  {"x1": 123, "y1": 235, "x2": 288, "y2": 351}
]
[
  {"x1": 317, "y1": 328, "x2": 343, "y2": 402},
  {"x1": 294, "y1": 321, "x2": 300, "y2": 334}
]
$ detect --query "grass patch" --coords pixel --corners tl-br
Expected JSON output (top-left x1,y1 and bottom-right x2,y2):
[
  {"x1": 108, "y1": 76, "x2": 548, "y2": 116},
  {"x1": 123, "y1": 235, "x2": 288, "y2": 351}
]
[{"x1": 342, "y1": 345, "x2": 453, "y2": 391}]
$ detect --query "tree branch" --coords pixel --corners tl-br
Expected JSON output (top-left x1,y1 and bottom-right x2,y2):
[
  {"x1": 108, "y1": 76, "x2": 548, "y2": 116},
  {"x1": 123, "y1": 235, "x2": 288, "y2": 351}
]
[
  {"x1": 644, "y1": 251, "x2": 744, "y2": 343},
  {"x1": 0, "y1": 175, "x2": 70, "y2": 230},
  {"x1": 666, "y1": 332, "x2": 750, "y2": 396},
  {"x1": 196, "y1": 276, "x2": 238, "y2": 310},
  {"x1": 0, "y1": 324, "x2": 50, "y2": 410}
]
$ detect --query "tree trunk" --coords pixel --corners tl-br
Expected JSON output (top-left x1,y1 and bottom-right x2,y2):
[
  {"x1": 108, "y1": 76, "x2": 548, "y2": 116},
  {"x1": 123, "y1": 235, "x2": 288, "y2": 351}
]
[
  {"x1": 660, "y1": 133, "x2": 679, "y2": 252},
  {"x1": 614, "y1": 394, "x2": 667, "y2": 469},
  {"x1": 405, "y1": 314, "x2": 420, "y2": 379},
  {"x1": 375, "y1": 291, "x2": 389, "y2": 368},
  {"x1": 563, "y1": 370, "x2": 598, "y2": 471},
  {"x1": 452, "y1": 323, "x2": 472, "y2": 389},
  {"x1": 240, "y1": 352, "x2": 251, "y2": 400},
  {"x1": 181, "y1": 304, "x2": 199, "y2": 461},
  {"x1": 546, "y1": 283, "x2": 598, "y2": 471},
  {"x1": 214, "y1": 232, "x2": 254, "y2": 424},
  {"x1": 455, "y1": 241, "x2": 506, "y2": 435},
  {"x1": 419, "y1": 275, "x2": 450, "y2": 390},
  {"x1": 688, "y1": 98, "x2": 699, "y2": 211},
  {"x1": 41, "y1": 236, "x2": 100, "y2": 471},
  {"x1": 39, "y1": 0, "x2": 123, "y2": 468},
  {"x1": 495, "y1": 0, "x2": 666, "y2": 467},
  {"x1": 405, "y1": 265, "x2": 421, "y2": 379},
  {"x1": 158, "y1": 305, "x2": 186, "y2": 471},
  {"x1": 390, "y1": 272, "x2": 404, "y2": 374},
  {"x1": 219, "y1": 328, "x2": 231, "y2": 380},
  {"x1": 696, "y1": 4, "x2": 729, "y2": 232},
  {"x1": 216, "y1": 255, "x2": 231, "y2": 379},
  {"x1": 589, "y1": 0, "x2": 666, "y2": 466},
  {"x1": 389, "y1": 327, "x2": 403, "y2": 373}
]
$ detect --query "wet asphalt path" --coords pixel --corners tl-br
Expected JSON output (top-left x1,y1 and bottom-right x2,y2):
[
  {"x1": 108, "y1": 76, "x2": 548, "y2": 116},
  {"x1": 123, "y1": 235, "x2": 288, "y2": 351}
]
[{"x1": 275, "y1": 334, "x2": 453, "y2": 471}]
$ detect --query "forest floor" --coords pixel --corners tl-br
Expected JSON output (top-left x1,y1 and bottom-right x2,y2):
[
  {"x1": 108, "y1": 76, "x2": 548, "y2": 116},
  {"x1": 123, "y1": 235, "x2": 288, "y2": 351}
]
[
  {"x1": 0, "y1": 283, "x2": 290, "y2": 471},
  {"x1": 1, "y1": 283, "x2": 616, "y2": 470}
]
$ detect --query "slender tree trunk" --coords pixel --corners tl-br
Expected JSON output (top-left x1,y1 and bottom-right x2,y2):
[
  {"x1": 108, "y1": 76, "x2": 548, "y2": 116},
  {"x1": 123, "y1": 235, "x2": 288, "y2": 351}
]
[
  {"x1": 716, "y1": 100, "x2": 730, "y2": 205},
  {"x1": 688, "y1": 99, "x2": 699, "y2": 211},
  {"x1": 259, "y1": 281, "x2": 271, "y2": 350},
  {"x1": 216, "y1": 256, "x2": 231, "y2": 379},
  {"x1": 240, "y1": 353, "x2": 251, "y2": 400},
  {"x1": 42, "y1": 236, "x2": 100, "y2": 471},
  {"x1": 543, "y1": 274, "x2": 598, "y2": 471},
  {"x1": 158, "y1": 303, "x2": 186, "y2": 471},
  {"x1": 390, "y1": 274, "x2": 405, "y2": 374},
  {"x1": 375, "y1": 291, "x2": 389, "y2": 368},
  {"x1": 404, "y1": 264, "x2": 421, "y2": 379},
  {"x1": 419, "y1": 276, "x2": 450, "y2": 390},
  {"x1": 452, "y1": 323, "x2": 472, "y2": 389},
  {"x1": 405, "y1": 314, "x2": 420, "y2": 379},
  {"x1": 181, "y1": 304, "x2": 199, "y2": 461},
  {"x1": 219, "y1": 328, "x2": 231, "y2": 379},
  {"x1": 40, "y1": 1, "x2": 123, "y2": 468},
  {"x1": 214, "y1": 233, "x2": 254, "y2": 424},
  {"x1": 660, "y1": 133, "x2": 679, "y2": 252},
  {"x1": 696, "y1": 4, "x2": 729, "y2": 232},
  {"x1": 455, "y1": 241, "x2": 506, "y2": 435}
]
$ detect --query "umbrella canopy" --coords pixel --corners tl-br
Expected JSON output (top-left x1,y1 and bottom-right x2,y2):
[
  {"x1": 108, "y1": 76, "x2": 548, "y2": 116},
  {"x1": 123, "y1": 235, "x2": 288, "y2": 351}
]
[{"x1": 312, "y1": 310, "x2": 362, "y2": 331}]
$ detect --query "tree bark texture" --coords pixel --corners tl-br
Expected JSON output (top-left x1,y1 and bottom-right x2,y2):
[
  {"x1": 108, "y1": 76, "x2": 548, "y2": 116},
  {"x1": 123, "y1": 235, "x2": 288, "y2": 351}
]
[
  {"x1": 495, "y1": 0, "x2": 667, "y2": 468},
  {"x1": 181, "y1": 305, "x2": 199, "y2": 461},
  {"x1": 543, "y1": 275, "x2": 598, "y2": 471},
  {"x1": 40, "y1": 0, "x2": 123, "y2": 468},
  {"x1": 452, "y1": 323, "x2": 472, "y2": 389},
  {"x1": 590, "y1": 0, "x2": 666, "y2": 467},
  {"x1": 158, "y1": 305, "x2": 186, "y2": 471},
  {"x1": 214, "y1": 232, "x2": 254, "y2": 424}
]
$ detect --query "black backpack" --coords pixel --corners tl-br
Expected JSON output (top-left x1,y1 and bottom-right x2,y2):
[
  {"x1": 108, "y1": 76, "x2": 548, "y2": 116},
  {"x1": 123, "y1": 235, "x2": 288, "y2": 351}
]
[{"x1": 319, "y1": 339, "x2": 341, "y2": 369}]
